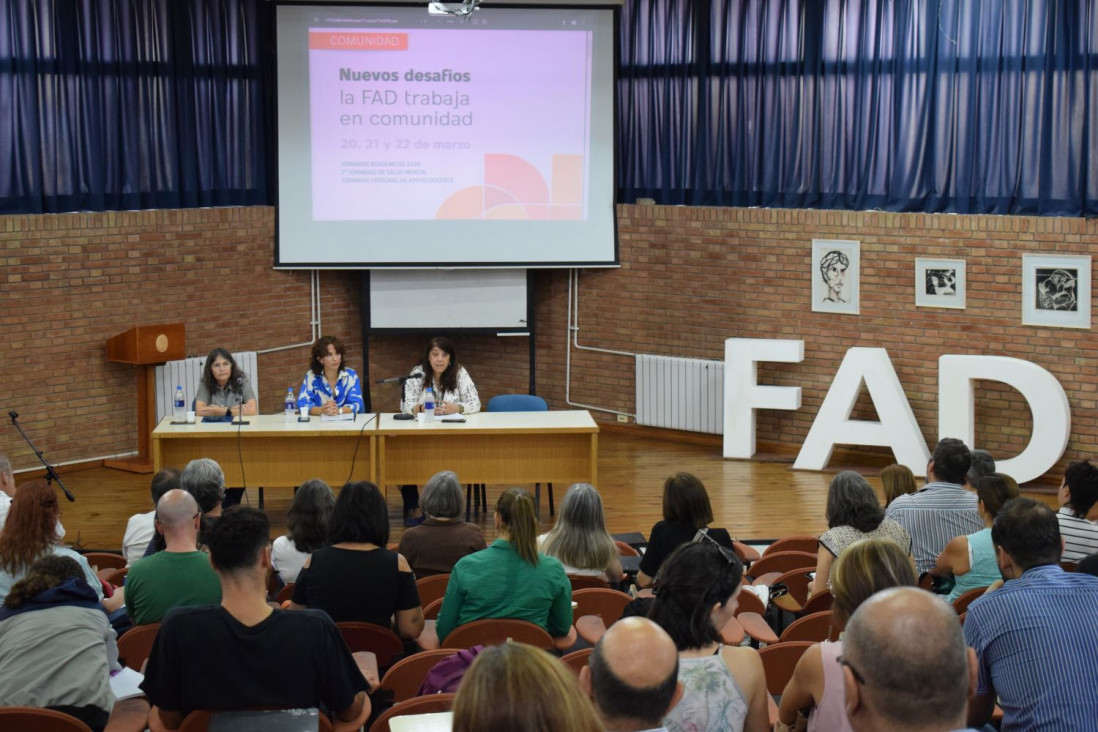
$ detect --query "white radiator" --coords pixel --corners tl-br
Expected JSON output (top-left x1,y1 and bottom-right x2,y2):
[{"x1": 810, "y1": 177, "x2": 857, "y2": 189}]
[
  {"x1": 154, "y1": 352, "x2": 259, "y2": 419},
  {"x1": 635, "y1": 355, "x2": 723, "y2": 434}
]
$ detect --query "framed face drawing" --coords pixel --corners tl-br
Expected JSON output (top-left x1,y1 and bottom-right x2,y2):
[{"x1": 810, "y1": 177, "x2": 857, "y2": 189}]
[
  {"x1": 1022, "y1": 254, "x2": 1091, "y2": 329},
  {"x1": 915, "y1": 259, "x2": 966, "y2": 309},
  {"x1": 812, "y1": 239, "x2": 860, "y2": 315}
]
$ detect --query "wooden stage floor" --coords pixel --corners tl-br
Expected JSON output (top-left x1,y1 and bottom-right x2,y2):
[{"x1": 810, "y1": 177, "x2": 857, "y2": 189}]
[{"x1": 31, "y1": 430, "x2": 1057, "y2": 551}]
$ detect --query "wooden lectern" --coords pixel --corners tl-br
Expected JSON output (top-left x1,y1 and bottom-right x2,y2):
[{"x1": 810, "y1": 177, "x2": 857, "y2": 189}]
[{"x1": 104, "y1": 323, "x2": 185, "y2": 473}]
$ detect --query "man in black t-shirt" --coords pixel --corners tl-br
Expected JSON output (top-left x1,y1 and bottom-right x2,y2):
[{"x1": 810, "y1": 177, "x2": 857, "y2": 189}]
[{"x1": 140, "y1": 507, "x2": 370, "y2": 730}]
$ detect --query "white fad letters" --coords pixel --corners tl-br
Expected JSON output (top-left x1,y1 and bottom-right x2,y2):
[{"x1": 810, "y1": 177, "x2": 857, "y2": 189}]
[
  {"x1": 792, "y1": 347, "x2": 930, "y2": 474},
  {"x1": 939, "y1": 355, "x2": 1070, "y2": 484},
  {"x1": 723, "y1": 338, "x2": 804, "y2": 458}
]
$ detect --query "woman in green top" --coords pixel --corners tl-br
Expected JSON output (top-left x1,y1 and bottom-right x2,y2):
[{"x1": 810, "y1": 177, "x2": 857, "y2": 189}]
[
  {"x1": 933, "y1": 474, "x2": 1016, "y2": 601},
  {"x1": 436, "y1": 487, "x2": 575, "y2": 649}
]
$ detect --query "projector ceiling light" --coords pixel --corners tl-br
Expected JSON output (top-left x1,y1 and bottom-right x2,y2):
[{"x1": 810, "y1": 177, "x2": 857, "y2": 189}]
[{"x1": 428, "y1": 0, "x2": 479, "y2": 17}]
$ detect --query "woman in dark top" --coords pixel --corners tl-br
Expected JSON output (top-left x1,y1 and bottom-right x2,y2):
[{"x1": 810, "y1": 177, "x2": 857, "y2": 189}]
[
  {"x1": 289, "y1": 482, "x2": 424, "y2": 639},
  {"x1": 636, "y1": 472, "x2": 735, "y2": 588}
]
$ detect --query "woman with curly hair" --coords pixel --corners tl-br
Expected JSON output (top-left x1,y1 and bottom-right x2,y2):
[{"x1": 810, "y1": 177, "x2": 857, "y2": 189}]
[{"x1": 0, "y1": 554, "x2": 120, "y2": 731}]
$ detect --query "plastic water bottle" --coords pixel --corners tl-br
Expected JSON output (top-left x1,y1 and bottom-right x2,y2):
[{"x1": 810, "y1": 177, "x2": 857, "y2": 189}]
[
  {"x1": 173, "y1": 385, "x2": 185, "y2": 421},
  {"x1": 424, "y1": 388, "x2": 435, "y2": 419},
  {"x1": 284, "y1": 388, "x2": 296, "y2": 422}
]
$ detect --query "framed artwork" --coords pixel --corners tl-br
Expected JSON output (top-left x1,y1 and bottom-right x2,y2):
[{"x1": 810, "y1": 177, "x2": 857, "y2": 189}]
[
  {"x1": 915, "y1": 258, "x2": 966, "y2": 309},
  {"x1": 812, "y1": 239, "x2": 860, "y2": 315},
  {"x1": 1022, "y1": 254, "x2": 1091, "y2": 329}
]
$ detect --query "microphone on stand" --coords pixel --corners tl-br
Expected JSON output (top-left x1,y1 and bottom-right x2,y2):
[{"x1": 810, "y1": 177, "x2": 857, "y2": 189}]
[{"x1": 231, "y1": 375, "x2": 249, "y2": 426}]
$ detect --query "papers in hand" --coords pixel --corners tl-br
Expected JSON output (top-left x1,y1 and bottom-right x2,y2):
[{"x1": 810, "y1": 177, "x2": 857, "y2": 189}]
[
  {"x1": 742, "y1": 583, "x2": 769, "y2": 609},
  {"x1": 110, "y1": 666, "x2": 145, "y2": 701}
]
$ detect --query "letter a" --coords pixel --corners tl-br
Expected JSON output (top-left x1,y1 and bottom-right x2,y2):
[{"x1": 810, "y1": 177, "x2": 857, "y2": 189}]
[{"x1": 794, "y1": 347, "x2": 929, "y2": 474}]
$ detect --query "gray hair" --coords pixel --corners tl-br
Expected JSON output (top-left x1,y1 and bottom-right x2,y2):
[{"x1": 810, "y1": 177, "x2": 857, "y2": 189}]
[
  {"x1": 181, "y1": 458, "x2": 225, "y2": 514},
  {"x1": 542, "y1": 483, "x2": 616, "y2": 572},
  {"x1": 967, "y1": 449, "x2": 996, "y2": 484},
  {"x1": 826, "y1": 470, "x2": 884, "y2": 533},
  {"x1": 421, "y1": 470, "x2": 464, "y2": 519},
  {"x1": 0, "y1": 455, "x2": 11, "y2": 482}
]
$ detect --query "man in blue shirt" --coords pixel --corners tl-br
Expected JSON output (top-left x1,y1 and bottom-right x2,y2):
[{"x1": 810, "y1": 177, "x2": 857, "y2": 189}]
[{"x1": 964, "y1": 498, "x2": 1098, "y2": 731}]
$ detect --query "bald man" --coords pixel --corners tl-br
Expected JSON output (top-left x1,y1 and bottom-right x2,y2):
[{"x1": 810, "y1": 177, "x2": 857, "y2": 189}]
[
  {"x1": 126, "y1": 489, "x2": 222, "y2": 625},
  {"x1": 580, "y1": 617, "x2": 683, "y2": 732},
  {"x1": 842, "y1": 587, "x2": 977, "y2": 732}
]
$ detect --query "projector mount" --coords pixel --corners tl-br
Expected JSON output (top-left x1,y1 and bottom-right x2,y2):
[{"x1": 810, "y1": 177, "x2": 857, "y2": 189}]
[{"x1": 427, "y1": 0, "x2": 480, "y2": 18}]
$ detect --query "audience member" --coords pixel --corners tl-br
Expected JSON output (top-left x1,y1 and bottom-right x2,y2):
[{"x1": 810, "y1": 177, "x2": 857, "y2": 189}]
[
  {"x1": 995, "y1": 471, "x2": 1020, "y2": 496},
  {"x1": 964, "y1": 497, "x2": 1098, "y2": 729},
  {"x1": 290, "y1": 482, "x2": 423, "y2": 637},
  {"x1": 933, "y1": 475, "x2": 1015, "y2": 601},
  {"x1": 0, "y1": 480, "x2": 117, "y2": 610},
  {"x1": 146, "y1": 458, "x2": 226, "y2": 557},
  {"x1": 842, "y1": 587, "x2": 977, "y2": 732},
  {"x1": 880, "y1": 463, "x2": 917, "y2": 507},
  {"x1": 580, "y1": 616, "x2": 683, "y2": 732},
  {"x1": 1078, "y1": 551, "x2": 1098, "y2": 577},
  {"x1": 452, "y1": 641, "x2": 603, "y2": 732},
  {"x1": 637, "y1": 473, "x2": 735, "y2": 588},
  {"x1": 1056, "y1": 459, "x2": 1098, "y2": 562},
  {"x1": 539, "y1": 482, "x2": 623, "y2": 584},
  {"x1": 125, "y1": 490, "x2": 221, "y2": 625},
  {"x1": 778, "y1": 538, "x2": 917, "y2": 732},
  {"x1": 396, "y1": 470, "x2": 486, "y2": 578},
  {"x1": 271, "y1": 478, "x2": 334, "y2": 584},
  {"x1": 966, "y1": 449, "x2": 996, "y2": 486},
  {"x1": 141, "y1": 507, "x2": 370, "y2": 730},
  {"x1": 648, "y1": 541, "x2": 769, "y2": 732},
  {"x1": 436, "y1": 487, "x2": 574, "y2": 647},
  {"x1": 0, "y1": 454, "x2": 15, "y2": 529},
  {"x1": 122, "y1": 468, "x2": 179, "y2": 565},
  {"x1": 0, "y1": 555, "x2": 120, "y2": 732},
  {"x1": 808, "y1": 471, "x2": 912, "y2": 596},
  {"x1": 885, "y1": 438, "x2": 982, "y2": 574}
]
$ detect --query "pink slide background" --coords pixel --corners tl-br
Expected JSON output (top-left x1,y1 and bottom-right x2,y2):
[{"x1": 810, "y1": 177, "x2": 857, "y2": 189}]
[{"x1": 308, "y1": 28, "x2": 591, "y2": 221}]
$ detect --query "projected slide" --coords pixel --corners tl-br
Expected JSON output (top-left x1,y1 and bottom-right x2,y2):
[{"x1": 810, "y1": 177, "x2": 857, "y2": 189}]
[{"x1": 307, "y1": 28, "x2": 591, "y2": 222}]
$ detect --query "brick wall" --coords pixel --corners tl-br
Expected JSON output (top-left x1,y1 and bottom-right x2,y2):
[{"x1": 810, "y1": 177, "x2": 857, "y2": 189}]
[{"x1": 3, "y1": 204, "x2": 1095, "y2": 482}]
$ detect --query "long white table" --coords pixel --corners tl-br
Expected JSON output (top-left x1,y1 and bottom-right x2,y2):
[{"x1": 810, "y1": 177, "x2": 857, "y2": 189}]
[
  {"x1": 375, "y1": 410, "x2": 599, "y2": 487},
  {"x1": 151, "y1": 413, "x2": 378, "y2": 487}
]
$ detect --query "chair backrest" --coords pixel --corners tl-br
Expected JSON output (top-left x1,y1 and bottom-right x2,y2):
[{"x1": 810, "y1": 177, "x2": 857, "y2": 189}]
[
  {"x1": 560, "y1": 647, "x2": 594, "y2": 675},
  {"x1": 379, "y1": 649, "x2": 459, "y2": 702},
  {"x1": 733, "y1": 586, "x2": 767, "y2": 616},
  {"x1": 335, "y1": 622, "x2": 405, "y2": 668},
  {"x1": 952, "y1": 586, "x2": 990, "y2": 615},
  {"x1": 747, "y1": 551, "x2": 816, "y2": 580},
  {"x1": 83, "y1": 551, "x2": 127, "y2": 572},
  {"x1": 800, "y1": 588, "x2": 834, "y2": 616},
  {"x1": 178, "y1": 709, "x2": 333, "y2": 731},
  {"x1": 117, "y1": 622, "x2": 161, "y2": 671},
  {"x1": 423, "y1": 597, "x2": 444, "y2": 620},
  {"x1": 0, "y1": 707, "x2": 94, "y2": 732},
  {"x1": 416, "y1": 574, "x2": 451, "y2": 607},
  {"x1": 614, "y1": 540, "x2": 640, "y2": 557},
  {"x1": 275, "y1": 582, "x2": 296, "y2": 604},
  {"x1": 766, "y1": 568, "x2": 815, "y2": 611},
  {"x1": 368, "y1": 693, "x2": 456, "y2": 732},
  {"x1": 763, "y1": 535, "x2": 819, "y2": 556},
  {"x1": 568, "y1": 573, "x2": 609, "y2": 591},
  {"x1": 441, "y1": 618, "x2": 555, "y2": 650},
  {"x1": 571, "y1": 588, "x2": 633, "y2": 626},
  {"x1": 758, "y1": 642, "x2": 815, "y2": 695},
  {"x1": 486, "y1": 394, "x2": 548, "y2": 412},
  {"x1": 733, "y1": 541, "x2": 761, "y2": 567},
  {"x1": 778, "y1": 610, "x2": 835, "y2": 643},
  {"x1": 105, "y1": 565, "x2": 130, "y2": 587}
]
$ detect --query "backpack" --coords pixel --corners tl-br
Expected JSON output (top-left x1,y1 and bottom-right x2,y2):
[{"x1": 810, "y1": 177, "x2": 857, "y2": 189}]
[{"x1": 416, "y1": 645, "x2": 485, "y2": 695}]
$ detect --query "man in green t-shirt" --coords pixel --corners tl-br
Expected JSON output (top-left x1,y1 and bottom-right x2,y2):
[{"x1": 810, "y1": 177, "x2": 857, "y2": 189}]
[{"x1": 126, "y1": 489, "x2": 221, "y2": 626}]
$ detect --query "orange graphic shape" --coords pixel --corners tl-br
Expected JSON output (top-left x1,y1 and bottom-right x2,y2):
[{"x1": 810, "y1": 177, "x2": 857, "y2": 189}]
[
  {"x1": 435, "y1": 186, "x2": 485, "y2": 219},
  {"x1": 485, "y1": 154, "x2": 549, "y2": 205},
  {"x1": 551, "y1": 155, "x2": 584, "y2": 205}
]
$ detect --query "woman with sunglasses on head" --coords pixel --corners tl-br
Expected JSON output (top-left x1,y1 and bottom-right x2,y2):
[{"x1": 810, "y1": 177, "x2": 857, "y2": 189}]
[
  {"x1": 648, "y1": 541, "x2": 769, "y2": 732},
  {"x1": 297, "y1": 335, "x2": 365, "y2": 418},
  {"x1": 776, "y1": 538, "x2": 917, "y2": 732}
]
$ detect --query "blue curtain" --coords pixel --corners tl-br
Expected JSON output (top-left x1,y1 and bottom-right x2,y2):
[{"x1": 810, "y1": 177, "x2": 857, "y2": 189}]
[
  {"x1": 0, "y1": 0, "x2": 268, "y2": 214},
  {"x1": 619, "y1": 0, "x2": 1098, "y2": 216}
]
